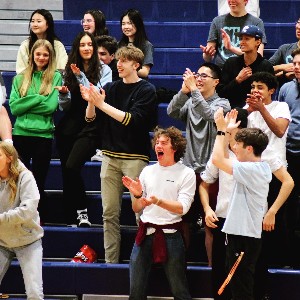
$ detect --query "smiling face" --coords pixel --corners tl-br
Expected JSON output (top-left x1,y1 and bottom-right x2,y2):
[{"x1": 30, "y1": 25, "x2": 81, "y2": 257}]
[
  {"x1": 195, "y1": 66, "x2": 219, "y2": 98},
  {"x1": 227, "y1": 0, "x2": 247, "y2": 14},
  {"x1": 239, "y1": 35, "x2": 260, "y2": 53},
  {"x1": 79, "y1": 35, "x2": 94, "y2": 62},
  {"x1": 250, "y1": 81, "x2": 274, "y2": 104},
  {"x1": 232, "y1": 141, "x2": 250, "y2": 162},
  {"x1": 121, "y1": 15, "x2": 137, "y2": 42},
  {"x1": 154, "y1": 134, "x2": 176, "y2": 167},
  {"x1": 117, "y1": 57, "x2": 139, "y2": 80},
  {"x1": 82, "y1": 13, "x2": 96, "y2": 35},
  {"x1": 30, "y1": 13, "x2": 48, "y2": 39},
  {"x1": 33, "y1": 46, "x2": 50, "y2": 71}
]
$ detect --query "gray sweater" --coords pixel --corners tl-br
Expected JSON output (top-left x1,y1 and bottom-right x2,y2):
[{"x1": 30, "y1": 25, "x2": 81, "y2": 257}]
[
  {"x1": 0, "y1": 167, "x2": 43, "y2": 248},
  {"x1": 167, "y1": 90, "x2": 230, "y2": 173}
]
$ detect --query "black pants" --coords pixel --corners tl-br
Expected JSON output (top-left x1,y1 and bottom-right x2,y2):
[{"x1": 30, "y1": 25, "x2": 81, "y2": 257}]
[
  {"x1": 56, "y1": 133, "x2": 98, "y2": 223},
  {"x1": 13, "y1": 135, "x2": 52, "y2": 220},
  {"x1": 211, "y1": 218, "x2": 232, "y2": 300},
  {"x1": 226, "y1": 234, "x2": 261, "y2": 300}
]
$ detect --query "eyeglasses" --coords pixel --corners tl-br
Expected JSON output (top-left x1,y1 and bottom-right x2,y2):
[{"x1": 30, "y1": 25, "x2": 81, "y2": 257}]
[
  {"x1": 81, "y1": 19, "x2": 95, "y2": 25},
  {"x1": 194, "y1": 73, "x2": 216, "y2": 79}
]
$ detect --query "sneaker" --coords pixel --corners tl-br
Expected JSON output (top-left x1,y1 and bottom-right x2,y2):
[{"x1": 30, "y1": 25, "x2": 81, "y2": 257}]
[
  {"x1": 77, "y1": 212, "x2": 91, "y2": 227},
  {"x1": 91, "y1": 149, "x2": 103, "y2": 162}
]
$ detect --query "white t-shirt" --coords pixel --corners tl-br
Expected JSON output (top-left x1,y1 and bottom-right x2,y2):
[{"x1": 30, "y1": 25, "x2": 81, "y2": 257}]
[
  {"x1": 247, "y1": 101, "x2": 291, "y2": 172},
  {"x1": 140, "y1": 162, "x2": 196, "y2": 226},
  {"x1": 201, "y1": 150, "x2": 236, "y2": 218},
  {"x1": 218, "y1": 0, "x2": 260, "y2": 17}
]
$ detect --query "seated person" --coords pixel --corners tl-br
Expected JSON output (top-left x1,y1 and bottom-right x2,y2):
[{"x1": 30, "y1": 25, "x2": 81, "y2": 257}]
[{"x1": 95, "y1": 35, "x2": 120, "y2": 81}]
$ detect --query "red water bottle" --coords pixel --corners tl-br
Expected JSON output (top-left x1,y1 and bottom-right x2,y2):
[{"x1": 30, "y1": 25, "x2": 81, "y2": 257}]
[{"x1": 71, "y1": 244, "x2": 97, "y2": 263}]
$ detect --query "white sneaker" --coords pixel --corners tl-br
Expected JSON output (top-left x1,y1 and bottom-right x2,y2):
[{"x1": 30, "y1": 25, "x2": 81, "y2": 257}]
[
  {"x1": 91, "y1": 149, "x2": 103, "y2": 161},
  {"x1": 77, "y1": 211, "x2": 91, "y2": 227}
]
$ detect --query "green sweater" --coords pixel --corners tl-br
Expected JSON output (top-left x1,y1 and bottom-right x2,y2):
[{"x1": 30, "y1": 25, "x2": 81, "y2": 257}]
[{"x1": 9, "y1": 70, "x2": 62, "y2": 138}]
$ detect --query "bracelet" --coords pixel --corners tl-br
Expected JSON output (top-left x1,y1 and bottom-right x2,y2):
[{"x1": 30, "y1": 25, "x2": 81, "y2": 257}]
[
  {"x1": 134, "y1": 191, "x2": 143, "y2": 199},
  {"x1": 155, "y1": 198, "x2": 161, "y2": 206},
  {"x1": 85, "y1": 114, "x2": 96, "y2": 122},
  {"x1": 217, "y1": 130, "x2": 226, "y2": 136}
]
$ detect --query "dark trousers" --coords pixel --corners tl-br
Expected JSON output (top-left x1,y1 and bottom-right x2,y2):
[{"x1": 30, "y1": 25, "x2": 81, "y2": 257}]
[
  {"x1": 212, "y1": 218, "x2": 231, "y2": 300},
  {"x1": 286, "y1": 152, "x2": 300, "y2": 267},
  {"x1": 13, "y1": 135, "x2": 52, "y2": 220},
  {"x1": 227, "y1": 234, "x2": 261, "y2": 300},
  {"x1": 56, "y1": 133, "x2": 98, "y2": 223},
  {"x1": 254, "y1": 174, "x2": 289, "y2": 299}
]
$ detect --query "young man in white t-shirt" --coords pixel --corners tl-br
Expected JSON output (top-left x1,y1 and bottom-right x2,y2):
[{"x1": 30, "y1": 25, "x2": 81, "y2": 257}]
[{"x1": 246, "y1": 71, "x2": 294, "y2": 298}]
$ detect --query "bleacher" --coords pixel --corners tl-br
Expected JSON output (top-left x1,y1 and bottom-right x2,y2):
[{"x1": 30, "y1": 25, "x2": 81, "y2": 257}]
[{"x1": 2, "y1": 0, "x2": 300, "y2": 299}]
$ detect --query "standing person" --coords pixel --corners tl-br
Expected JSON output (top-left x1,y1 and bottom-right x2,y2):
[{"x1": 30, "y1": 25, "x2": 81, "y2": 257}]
[
  {"x1": 167, "y1": 63, "x2": 230, "y2": 260},
  {"x1": 55, "y1": 32, "x2": 112, "y2": 226},
  {"x1": 81, "y1": 9, "x2": 109, "y2": 37},
  {"x1": 269, "y1": 17, "x2": 300, "y2": 87},
  {"x1": 212, "y1": 108, "x2": 271, "y2": 300},
  {"x1": 16, "y1": 8, "x2": 68, "y2": 74},
  {"x1": 0, "y1": 142, "x2": 44, "y2": 300},
  {"x1": 119, "y1": 9, "x2": 154, "y2": 78},
  {"x1": 246, "y1": 72, "x2": 293, "y2": 299},
  {"x1": 278, "y1": 48, "x2": 300, "y2": 267},
  {"x1": 200, "y1": 0, "x2": 266, "y2": 69},
  {"x1": 122, "y1": 126, "x2": 196, "y2": 300},
  {"x1": 9, "y1": 39, "x2": 62, "y2": 220},
  {"x1": 80, "y1": 45, "x2": 157, "y2": 263},
  {"x1": 218, "y1": 25, "x2": 274, "y2": 108},
  {"x1": 218, "y1": 0, "x2": 260, "y2": 17}
]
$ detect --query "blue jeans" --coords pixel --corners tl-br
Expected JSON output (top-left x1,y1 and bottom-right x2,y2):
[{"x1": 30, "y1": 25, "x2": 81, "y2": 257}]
[
  {"x1": 129, "y1": 231, "x2": 192, "y2": 300},
  {"x1": 0, "y1": 239, "x2": 43, "y2": 300}
]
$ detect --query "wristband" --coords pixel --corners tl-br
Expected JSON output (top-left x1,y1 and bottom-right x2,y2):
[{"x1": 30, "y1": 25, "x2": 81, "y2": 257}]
[
  {"x1": 217, "y1": 130, "x2": 226, "y2": 136},
  {"x1": 134, "y1": 191, "x2": 143, "y2": 199}
]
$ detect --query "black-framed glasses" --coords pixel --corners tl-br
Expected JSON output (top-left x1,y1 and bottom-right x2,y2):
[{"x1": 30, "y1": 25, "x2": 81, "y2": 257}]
[
  {"x1": 194, "y1": 73, "x2": 216, "y2": 79},
  {"x1": 81, "y1": 19, "x2": 95, "y2": 25}
]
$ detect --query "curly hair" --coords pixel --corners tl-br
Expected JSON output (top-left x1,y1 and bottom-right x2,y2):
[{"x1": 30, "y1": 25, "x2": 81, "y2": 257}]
[
  {"x1": 152, "y1": 126, "x2": 187, "y2": 162},
  {"x1": 0, "y1": 142, "x2": 25, "y2": 203}
]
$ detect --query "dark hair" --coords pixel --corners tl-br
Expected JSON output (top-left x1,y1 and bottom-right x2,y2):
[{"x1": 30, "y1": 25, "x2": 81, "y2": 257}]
[
  {"x1": 84, "y1": 10, "x2": 109, "y2": 36},
  {"x1": 95, "y1": 35, "x2": 118, "y2": 55},
  {"x1": 152, "y1": 126, "x2": 187, "y2": 162},
  {"x1": 201, "y1": 62, "x2": 222, "y2": 80},
  {"x1": 235, "y1": 128, "x2": 269, "y2": 157},
  {"x1": 250, "y1": 72, "x2": 278, "y2": 90},
  {"x1": 234, "y1": 107, "x2": 248, "y2": 129},
  {"x1": 292, "y1": 48, "x2": 300, "y2": 58},
  {"x1": 119, "y1": 9, "x2": 149, "y2": 50},
  {"x1": 28, "y1": 9, "x2": 60, "y2": 54},
  {"x1": 64, "y1": 32, "x2": 100, "y2": 89}
]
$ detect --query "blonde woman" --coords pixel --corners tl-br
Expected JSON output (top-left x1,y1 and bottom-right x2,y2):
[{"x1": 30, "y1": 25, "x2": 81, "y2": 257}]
[
  {"x1": 0, "y1": 142, "x2": 43, "y2": 299},
  {"x1": 9, "y1": 39, "x2": 62, "y2": 220}
]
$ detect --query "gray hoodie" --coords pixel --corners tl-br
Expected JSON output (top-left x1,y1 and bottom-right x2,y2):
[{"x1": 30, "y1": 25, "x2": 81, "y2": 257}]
[{"x1": 0, "y1": 167, "x2": 43, "y2": 248}]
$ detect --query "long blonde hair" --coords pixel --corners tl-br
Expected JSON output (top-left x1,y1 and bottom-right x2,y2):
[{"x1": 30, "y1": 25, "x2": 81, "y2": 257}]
[
  {"x1": 0, "y1": 142, "x2": 25, "y2": 202},
  {"x1": 19, "y1": 39, "x2": 56, "y2": 97}
]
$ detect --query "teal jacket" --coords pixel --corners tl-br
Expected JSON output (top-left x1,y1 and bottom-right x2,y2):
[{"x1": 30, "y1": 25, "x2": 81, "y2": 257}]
[{"x1": 9, "y1": 70, "x2": 62, "y2": 138}]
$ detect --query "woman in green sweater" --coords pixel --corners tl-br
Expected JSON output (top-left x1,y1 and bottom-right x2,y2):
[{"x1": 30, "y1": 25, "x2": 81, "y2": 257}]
[{"x1": 9, "y1": 39, "x2": 62, "y2": 220}]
